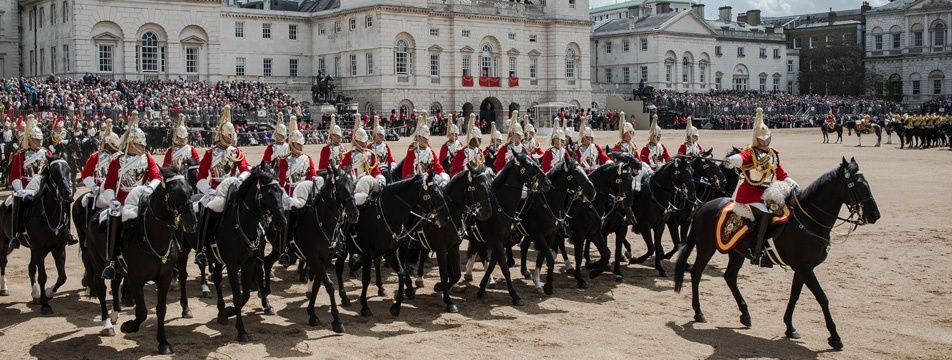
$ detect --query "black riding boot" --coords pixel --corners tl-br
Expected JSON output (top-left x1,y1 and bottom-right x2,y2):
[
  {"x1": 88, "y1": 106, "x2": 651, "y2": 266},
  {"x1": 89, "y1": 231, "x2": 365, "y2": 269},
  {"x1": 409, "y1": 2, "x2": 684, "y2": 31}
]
[
  {"x1": 101, "y1": 215, "x2": 122, "y2": 280},
  {"x1": 750, "y1": 210, "x2": 774, "y2": 268},
  {"x1": 195, "y1": 209, "x2": 213, "y2": 267},
  {"x1": 277, "y1": 211, "x2": 292, "y2": 267},
  {"x1": 8, "y1": 196, "x2": 23, "y2": 249}
]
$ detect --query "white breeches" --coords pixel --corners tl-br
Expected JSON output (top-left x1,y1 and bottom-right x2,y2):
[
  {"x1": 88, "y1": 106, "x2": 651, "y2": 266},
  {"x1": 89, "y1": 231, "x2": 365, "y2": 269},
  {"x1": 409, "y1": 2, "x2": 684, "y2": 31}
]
[
  {"x1": 201, "y1": 177, "x2": 240, "y2": 213},
  {"x1": 354, "y1": 175, "x2": 380, "y2": 206},
  {"x1": 286, "y1": 177, "x2": 325, "y2": 210},
  {"x1": 120, "y1": 186, "x2": 155, "y2": 222}
]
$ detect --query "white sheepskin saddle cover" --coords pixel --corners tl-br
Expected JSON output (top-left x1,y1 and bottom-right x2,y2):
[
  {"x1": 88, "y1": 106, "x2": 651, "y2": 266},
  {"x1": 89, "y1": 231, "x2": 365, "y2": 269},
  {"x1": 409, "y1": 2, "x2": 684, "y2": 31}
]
[
  {"x1": 202, "y1": 177, "x2": 240, "y2": 213},
  {"x1": 288, "y1": 177, "x2": 324, "y2": 210}
]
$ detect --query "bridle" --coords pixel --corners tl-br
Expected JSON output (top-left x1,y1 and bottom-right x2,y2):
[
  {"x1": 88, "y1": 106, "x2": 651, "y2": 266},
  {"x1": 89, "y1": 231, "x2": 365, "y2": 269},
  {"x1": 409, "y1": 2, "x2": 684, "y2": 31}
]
[
  {"x1": 38, "y1": 159, "x2": 72, "y2": 236},
  {"x1": 141, "y1": 174, "x2": 190, "y2": 264},
  {"x1": 234, "y1": 176, "x2": 282, "y2": 250},
  {"x1": 377, "y1": 176, "x2": 446, "y2": 242},
  {"x1": 794, "y1": 169, "x2": 875, "y2": 237}
]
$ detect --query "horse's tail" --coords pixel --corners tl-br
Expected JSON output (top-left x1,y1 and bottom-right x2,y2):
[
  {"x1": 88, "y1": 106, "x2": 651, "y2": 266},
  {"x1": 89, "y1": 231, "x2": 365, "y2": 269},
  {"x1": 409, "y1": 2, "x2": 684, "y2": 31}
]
[{"x1": 674, "y1": 227, "x2": 697, "y2": 293}]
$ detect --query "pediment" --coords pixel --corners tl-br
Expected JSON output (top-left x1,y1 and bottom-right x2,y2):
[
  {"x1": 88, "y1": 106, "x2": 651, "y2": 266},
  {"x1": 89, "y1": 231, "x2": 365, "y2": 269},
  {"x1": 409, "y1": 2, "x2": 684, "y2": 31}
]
[
  {"x1": 459, "y1": 46, "x2": 474, "y2": 53},
  {"x1": 93, "y1": 32, "x2": 122, "y2": 42}
]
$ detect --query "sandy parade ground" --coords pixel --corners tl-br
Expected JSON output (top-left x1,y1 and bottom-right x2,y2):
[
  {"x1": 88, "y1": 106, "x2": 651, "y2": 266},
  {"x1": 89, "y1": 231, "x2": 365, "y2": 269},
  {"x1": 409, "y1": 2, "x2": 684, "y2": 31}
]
[{"x1": 0, "y1": 128, "x2": 950, "y2": 359}]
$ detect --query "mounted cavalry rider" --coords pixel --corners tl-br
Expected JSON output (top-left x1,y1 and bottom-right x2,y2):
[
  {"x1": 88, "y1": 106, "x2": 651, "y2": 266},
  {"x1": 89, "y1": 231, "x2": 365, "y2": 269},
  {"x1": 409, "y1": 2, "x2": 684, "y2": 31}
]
[
  {"x1": 574, "y1": 123, "x2": 612, "y2": 175},
  {"x1": 194, "y1": 105, "x2": 251, "y2": 266},
  {"x1": 98, "y1": 111, "x2": 163, "y2": 279},
  {"x1": 162, "y1": 114, "x2": 200, "y2": 168},
  {"x1": 640, "y1": 115, "x2": 670, "y2": 170},
  {"x1": 825, "y1": 110, "x2": 837, "y2": 130},
  {"x1": 370, "y1": 115, "x2": 397, "y2": 175},
  {"x1": 724, "y1": 107, "x2": 799, "y2": 267},
  {"x1": 48, "y1": 116, "x2": 69, "y2": 156},
  {"x1": 318, "y1": 114, "x2": 344, "y2": 171},
  {"x1": 450, "y1": 114, "x2": 486, "y2": 176},
  {"x1": 611, "y1": 112, "x2": 637, "y2": 154},
  {"x1": 80, "y1": 120, "x2": 121, "y2": 216},
  {"x1": 401, "y1": 112, "x2": 449, "y2": 185},
  {"x1": 677, "y1": 116, "x2": 703, "y2": 156},
  {"x1": 483, "y1": 121, "x2": 503, "y2": 159},
  {"x1": 341, "y1": 117, "x2": 386, "y2": 206},
  {"x1": 6, "y1": 115, "x2": 55, "y2": 249},
  {"x1": 275, "y1": 115, "x2": 318, "y2": 265},
  {"x1": 261, "y1": 112, "x2": 289, "y2": 166},
  {"x1": 522, "y1": 115, "x2": 544, "y2": 161},
  {"x1": 493, "y1": 110, "x2": 530, "y2": 170},
  {"x1": 541, "y1": 119, "x2": 571, "y2": 173},
  {"x1": 439, "y1": 114, "x2": 463, "y2": 168}
]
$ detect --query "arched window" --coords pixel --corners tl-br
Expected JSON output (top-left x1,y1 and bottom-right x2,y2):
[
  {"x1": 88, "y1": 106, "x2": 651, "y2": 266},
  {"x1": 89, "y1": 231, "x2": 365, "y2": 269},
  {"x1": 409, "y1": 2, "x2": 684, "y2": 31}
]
[
  {"x1": 681, "y1": 57, "x2": 691, "y2": 84},
  {"x1": 394, "y1": 40, "x2": 410, "y2": 75},
  {"x1": 480, "y1": 45, "x2": 494, "y2": 77},
  {"x1": 935, "y1": 22, "x2": 946, "y2": 46},
  {"x1": 140, "y1": 32, "x2": 159, "y2": 72},
  {"x1": 565, "y1": 48, "x2": 576, "y2": 79}
]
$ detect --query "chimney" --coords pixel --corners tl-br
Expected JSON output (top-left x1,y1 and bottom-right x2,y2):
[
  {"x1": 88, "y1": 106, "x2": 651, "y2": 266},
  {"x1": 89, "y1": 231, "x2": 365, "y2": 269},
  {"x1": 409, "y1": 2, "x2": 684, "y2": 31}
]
[
  {"x1": 691, "y1": 4, "x2": 705, "y2": 19},
  {"x1": 747, "y1": 9, "x2": 761, "y2": 26},
  {"x1": 656, "y1": 2, "x2": 671, "y2": 14},
  {"x1": 718, "y1": 6, "x2": 732, "y2": 23},
  {"x1": 737, "y1": 12, "x2": 748, "y2": 24},
  {"x1": 861, "y1": 1, "x2": 872, "y2": 14},
  {"x1": 264, "y1": 0, "x2": 271, "y2": 10},
  {"x1": 828, "y1": 8, "x2": 837, "y2": 25}
]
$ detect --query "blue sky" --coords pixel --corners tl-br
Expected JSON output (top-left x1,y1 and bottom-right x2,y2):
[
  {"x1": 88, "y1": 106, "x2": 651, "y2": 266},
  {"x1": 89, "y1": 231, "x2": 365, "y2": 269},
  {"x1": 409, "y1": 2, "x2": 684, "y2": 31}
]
[{"x1": 589, "y1": 0, "x2": 892, "y2": 17}]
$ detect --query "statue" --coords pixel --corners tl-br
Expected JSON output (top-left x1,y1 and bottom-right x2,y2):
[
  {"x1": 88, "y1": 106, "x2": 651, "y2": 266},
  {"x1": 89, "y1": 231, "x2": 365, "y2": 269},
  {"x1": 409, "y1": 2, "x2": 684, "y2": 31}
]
[{"x1": 311, "y1": 71, "x2": 337, "y2": 103}]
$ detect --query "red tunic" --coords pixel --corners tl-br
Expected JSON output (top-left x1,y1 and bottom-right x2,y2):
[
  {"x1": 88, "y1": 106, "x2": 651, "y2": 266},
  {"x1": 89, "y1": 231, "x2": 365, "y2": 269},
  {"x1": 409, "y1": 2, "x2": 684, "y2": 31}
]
[
  {"x1": 401, "y1": 146, "x2": 444, "y2": 179},
  {"x1": 317, "y1": 145, "x2": 343, "y2": 170},
  {"x1": 677, "y1": 143, "x2": 704, "y2": 156},
  {"x1": 439, "y1": 141, "x2": 462, "y2": 165},
  {"x1": 80, "y1": 151, "x2": 113, "y2": 186},
  {"x1": 574, "y1": 144, "x2": 611, "y2": 174},
  {"x1": 493, "y1": 144, "x2": 529, "y2": 170},
  {"x1": 733, "y1": 148, "x2": 789, "y2": 204},
  {"x1": 448, "y1": 147, "x2": 485, "y2": 176},
  {"x1": 277, "y1": 155, "x2": 317, "y2": 193},
  {"x1": 10, "y1": 149, "x2": 53, "y2": 188},
  {"x1": 639, "y1": 143, "x2": 671, "y2": 165},
  {"x1": 197, "y1": 147, "x2": 251, "y2": 190},
  {"x1": 162, "y1": 146, "x2": 200, "y2": 168},
  {"x1": 102, "y1": 155, "x2": 162, "y2": 203},
  {"x1": 340, "y1": 150, "x2": 383, "y2": 178},
  {"x1": 611, "y1": 142, "x2": 638, "y2": 154},
  {"x1": 541, "y1": 148, "x2": 571, "y2": 173},
  {"x1": 370, "y1": 142, "x2": 396, "y2": 165}
]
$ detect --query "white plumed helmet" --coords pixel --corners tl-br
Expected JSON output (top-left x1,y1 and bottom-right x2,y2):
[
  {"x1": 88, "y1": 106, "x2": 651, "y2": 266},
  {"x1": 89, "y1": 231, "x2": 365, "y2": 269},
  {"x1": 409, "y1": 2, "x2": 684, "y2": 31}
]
[
  {"x1": 274, "y1": 112, "x2": 287, "y2": 137},
  {"x1": 685, "y1": 116, "x2": 698, "y2": 142},
  {"x1": 373, "y1": 115, "x2": 385, "y2": 136},
  {"x1": 352, "y1": 116, "x2": 369, "y2": 144},
  {"x1": 122, "y1": 110, "x2": 147, "y2": 150},
  {"x1": 288, "y1": 115, "x2": 305, "y2": 145},
  {"x1": 415, "y1": 112, "x2": 431, "y2": 139},
  {"x1": 465, "y1": 113, "x2": 481, "y2": 144},
  {"x1": 101, "y1": 119, "x2": 121, "y2": 151},
  {"x1": 329, "y1": 114, "x2": 342, "y2": 137},
  {"x1": 507, "y1": 110, "x2": 524, "y2": 137},
  {"x1": 215, "y1": 105, "x2": 236, "y2": 144},
  {"x1": 448, "y1": 113, "x2": 460, "y2": 135},
  {"x1": 175, "y1": 113, "x2": 189, "y2": 140}
]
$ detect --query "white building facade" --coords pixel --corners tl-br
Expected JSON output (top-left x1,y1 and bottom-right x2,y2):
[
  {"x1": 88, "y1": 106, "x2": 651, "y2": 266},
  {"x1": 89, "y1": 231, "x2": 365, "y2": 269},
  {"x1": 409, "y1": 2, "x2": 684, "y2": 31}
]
[
  {"x1": 17, "y1": 0, "x2": 592, "y2": 123},
  {"x1": 864, "y1": 0, "x2": 952, "y2": 105}
]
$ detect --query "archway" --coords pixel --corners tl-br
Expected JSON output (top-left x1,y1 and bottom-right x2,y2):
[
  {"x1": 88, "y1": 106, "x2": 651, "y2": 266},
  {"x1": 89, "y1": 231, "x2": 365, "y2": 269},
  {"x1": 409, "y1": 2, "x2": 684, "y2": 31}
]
[
  {"x1": 462, "y1": 102, "x2": 474, "y2": 118},
  {"x1": 480, "y1": 97, "x2": 503, "y2": 127}
]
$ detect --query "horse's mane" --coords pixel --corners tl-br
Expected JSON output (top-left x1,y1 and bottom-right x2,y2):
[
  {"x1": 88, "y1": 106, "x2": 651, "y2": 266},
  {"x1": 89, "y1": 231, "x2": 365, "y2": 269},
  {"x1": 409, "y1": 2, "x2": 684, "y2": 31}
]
[
  {"x1": 491, "y1": 159, "x2": 517, "y2": 189},
  {"x1": 447, "y1": 169, "x2": 469, "y2": 190},
  {"x1": 383, "y1": 174, "x2": 421, "y2": 194},
  {"x1": 588, "y1": 162, "x2": 618, "y2": 179},
  {"x1": 159, "y1": 166, "x2": 178, "y2": 179},
  {"x1": 798, "y1": 165, "x2": 845, "y2": 202},
  {"x1": 230, "y1": 166, "x2": 274, "y2": 203}
]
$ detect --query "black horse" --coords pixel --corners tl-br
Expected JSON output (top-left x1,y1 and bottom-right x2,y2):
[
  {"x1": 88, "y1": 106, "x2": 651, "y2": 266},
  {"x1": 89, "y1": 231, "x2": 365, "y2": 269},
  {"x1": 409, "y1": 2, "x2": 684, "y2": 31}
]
[
  {"x1": 468, "y1": 150, "x2": 551, "y2": 305},
  {"x1": 845, "y1": 121, "x2": 882, "y2": 147},
  {"x1": 0, "y1": 157, "x2": 73, "y2": 313},
  {"x1": 821, "y1": 122, "x2": 843, "y2": 144},
  {"x1": 83, "y1": 168, "x2": 197, "y2": 354},
  {"x1": 628, "y1": 158, "x2": 695, "y2": 278},
  {"x1": 173, "y1": 157, "x2": 213, "y2": 319},
  {"x1": 294, "y1": 163, "x2": 359, "y2": 332},
  {"x1": 675, "y1": 157, "x2": 880, "y2": 350},
  {"x1": 208, "y1": 165, "x2": 287, "y2": 342},
  {"x1": 338, "y1": 173, "x2": 448, "y2": 317},
  {"x1": 552, "y1": 157, "x2": 612, "y2": 289},
  {"x1": 662, "y1": 149, "x2": 728, "y2": 259},
  {"x1": 581, "y1": 153, "x2": 640, "y2": 283}
]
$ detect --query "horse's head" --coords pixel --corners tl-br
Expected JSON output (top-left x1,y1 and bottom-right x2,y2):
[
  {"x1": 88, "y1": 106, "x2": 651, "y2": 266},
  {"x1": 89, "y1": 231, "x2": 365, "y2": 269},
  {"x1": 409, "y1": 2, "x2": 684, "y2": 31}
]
[
  {"x1": 669, "y1": 157, "x2": 696, "y2": 203},
  {"x1": 553, "y1": 157, "x2": 595, "y2": 202},
  {"x1": 839, "y1": 157, "x2": 879, "y2": 224},
  {"x1": 457, "y1": 163, "x2": 493, "y2": 221},
  {"x1": 325, "y1": 163, "x2": 359, "y2": 224},
  {"x1": 160, "y1": 167, "x2": 198, "y2": 233},
  {"x1": 44, "y1": 156, "x2": 74, "y2": 202},
  {"x1": 414, "y1": 173, "x2": 451, "y2": 228},
  {"x1": 180, "y1": 158, "x2": 200, "y2": 191},
  {"x1": 691, "y1": 148, "x2": 728, "y2": 196},
  {"x1": 251, "y1": 164, "x2": 288, "y2": 230},
  {"x1": 512, "y1": 150, "x2": 552, "y2": 192}
]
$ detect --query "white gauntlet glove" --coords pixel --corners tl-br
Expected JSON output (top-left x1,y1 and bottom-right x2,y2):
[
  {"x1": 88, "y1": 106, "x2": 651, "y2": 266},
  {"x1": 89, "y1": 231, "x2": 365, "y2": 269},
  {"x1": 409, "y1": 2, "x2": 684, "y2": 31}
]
[{"x1": 784, "y1": 178, "x2": 800, "y2": 191}]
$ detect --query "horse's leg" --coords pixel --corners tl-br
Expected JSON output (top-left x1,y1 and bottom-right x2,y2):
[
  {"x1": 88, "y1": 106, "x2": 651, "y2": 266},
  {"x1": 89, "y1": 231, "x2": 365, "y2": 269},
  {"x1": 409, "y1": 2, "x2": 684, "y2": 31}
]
[
  {"x1": 95, "y1": 277, "x2": 115, "y2": 336},
  {"x1": 434, "y1": 250, "x2": 458, "y2": 313},
  {"x1": 316, "y1": 260, "x2": 345, "y2": 333},
  {"x1": 476, "y1": 255, "x2": 497, "y2": 300},
  {"x1": 177, "y1": 254, "x2": 192, "y2": 318},
  {"x1": 652, "y1": 225, "x2": 668, "y2": 277},
  {"x1": 110, "y1": 277, "x2": 123, "y2": 314},
  {"x1": 495, "y1": 241, "x2": 523, "y2": 306},
  {"x1": 519, "y1": 236, "x2": 531, "y2": 279},
  {"x1": 633, "y1": 226, "x2": 654, "y2": 264},
  {"x1": 306, "y1": 266, "x2": 322, "y2": 326},
  {"x1": 49, "y1": 245, "x2": 68, "y2": 297},
  {"x1": 155, "y1": 274, "x2": 173, "y2": 354},
  {"x1": 541, "y1": 236, "x2": 557, "y2": 296},
  {"x1": 532, "y1": 250, "x2": 544, "y2": 293},
  {"x1": 590, "y1": 231, "x2": 611, "y2": 279},
  {"x1": 689, "y1": 238, "x2": 716, "y2": 323},
  {"x1": 572, "y1": 233, "x2": 588, "y2": 289},
  {"x1": 415, "y1": 248, "x2": 427, "y2": 288},
  {"x1": 359, "y1": 255, "x2": 373, "y2": 317},
  {"x1": 199, "y1": 260, "x2": 211, "y2": 298},
  {"x1": 611, "y1": 231, "x2": 625, "y2": 282},
  {"x1": 0, "y1": 253, "x2": 8, "y2": 296},
  {"x1": 212, "y1": 263, "x2": 228, "y2": 324},
  {"x1": 582, "y1": 237, "x2": 593, "y2": 267},
  {"x1": 35, "y1": 252, "x2": 53, "y2": 314},
  {"x1": 335, "y1": 254, "x2": 351, "y2": 306},
  {"x1": 28, "y1": 255, "x2": 39, "y2": 304},
  {"x1": 783, "y1": 273, "x2": 804, "y2": 339},
  {"x1": 228, "y1": 265, "x2": 249, "y2": 342},
  {"x1": 120, "y1": 282, "x2": 146, "y2": 334},
  {"x1": 259, "y1": 246, "x2": 278, "y2": 315},
  {"x1": 724, "y1": 252, "x2": 751, "y2": 327},
  {"x1": 387, "y1": 251, "x2": 407, "y2": 317},
  {"x1": 663, "y1": 222, "x2": 680, "y2": 260},
  {"x1": 374, "y1": 256, "x2": 386, "y2": 297},
  {"x1": 800, "y1": 268, "x2": 843, "y2": 350}
]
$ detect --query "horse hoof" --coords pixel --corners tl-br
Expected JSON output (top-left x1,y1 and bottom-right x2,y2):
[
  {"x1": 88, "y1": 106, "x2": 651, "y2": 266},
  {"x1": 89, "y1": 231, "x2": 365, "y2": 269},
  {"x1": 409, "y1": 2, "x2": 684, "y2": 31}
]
[
  {"x1": 829, "y1": 337, "x2": 843, "y2": 350},
  {"x1": 414, "y1": 278, "x2": 425, "y2": 288},
  {"x1": 476, "y1": 290, "x2": 487, "y2": 300},
  {"x1": 740, "y1": 314, "x2": 752, "y2": 327},
  {"x1": 332, "y1": 321, "x2": 345, "y2": 333},
  {"x1": 377, "y1": 289, "x2": 387, "y2": 297},
  {"x1": 464, "y1": 274, "x2": 473, "y2": 281},
  {"x1": 656, "y1": 270, "x2": 668, "y2": 277},
  {"x1": 341, "y1": 297, "x2": 351, "y2": 307},
  {"x1": 614, "y1": 275, "x2": 624, "y2": 283},
  {"x1": 0, "y1": 289, "x2": 8, "y2": 296},
  {"x1": 632, "y1": 257, "x2": 648, "y2": 265},
  {"x1": 305, "y1": 292, "x2": 312, "y2": 299},
  {"x1": 237, "y1": 333, "x2": 250, "y2": 343},
  {"x1": 512, "y1": 298, "x2": 525, "y2": 306},
  {"x1": 589, "y1": 269, "x2": 604, "y2": 279},
  {"x1": 521, "y1": 271, "x2": 531, "y2": 280},
  {"x1": 389, "y1": 304, "x2": 401, "y2": 317},
  {"x1": 120, "y1": 321, "x2": 140, "y2": 334},
  {"x1": 446, "y1": 304, "x2": 459, "y2": 313},
  {"x1": 201, "y1": 291, "x2": 212, "y2": 299},
  {"x1": 404, "y1": 289, "x2": 415, "y2": 300},
  {"x1": 158, "y1": 343, "x2": 174, "y2": 355},
  {"x1": 110, "y1": 311, "x2": 119, "y2": 323},
  {"x1": 263, "y1": 307, "x2": 275, "y2": 316},
  {"x1": 182, "y1": 309, "x2": 193, "y2": 319},
  {"x1": 543, "y1": 283, "x2": 554, "y2": 296},
  {"x1": 534, "y1": 286, "x2": 544, "y2": 294},
  {"x1": 308, "y1": 316, "x2": 321, "y2": 327},
  {"x1": 433, "y1": 282, "x2": 446, "y2": 293},
  {"x1": 45, "y1": 287, "x2": 56, "y2": 298},
  {"x1": 100, "y1": 327, "x2": 116, "y2": 336},
  {"x1": 577, "y1": 281, "x2": 589, "y2": 289},
  {"x1": 786, "y1": 328, "x2": 801, "y2": 339},
  {"x1": 694, "y1": 313, "x2": 706, "y2": 323},
  {"x1": 360, "y1": 308, "x2": 373, "y2": 317},
  {"x1": 563, "y1": 266, "x2": 575, "y2": 274},
  {"x1": 40, "y1": 306, "x2": 54, "y2": 315},
  {"x1": 217, "y1": 315, "x2": 229, "y2": 325}
]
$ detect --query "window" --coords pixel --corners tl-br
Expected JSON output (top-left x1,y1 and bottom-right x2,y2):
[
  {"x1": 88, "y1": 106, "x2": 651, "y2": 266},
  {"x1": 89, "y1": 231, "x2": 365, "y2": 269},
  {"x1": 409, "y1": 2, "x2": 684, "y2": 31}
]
[
  {"x1": 760, "y1": 48, "x2": 766, "y2": 58},
  {"x1": 98, "y1": 45, "x2": 112, "y2": 72},
  {"x1": 235, "y1": 22, "x2": 244, "y2": 37},
  {"x1": 892, "y1": 33, "x2": 900, "y2": 49},
  {"x1": 395, "y1": 40, "x2": 410, "y2": 75},
  {"x1": 737, "y1": 47, "x2": 745, "y2": 57},
  {"x1": 430, "y1": 54, "x2": 440, "y2": 76},
  {"x1": 759, "y1": 76, "x2": 767, "y2": 92},
  {"x1": 51, "y1": 47, "x2": 56, "y2": 73},
  {"x1": 430, "y1": 28, "x2": 439, "y2": 36},
  {"x1": 665, "y1": 64, "x2": 672, "y2": 83},
  {"x1": 809, "y1": 36, "x2": 815, "y2": 48},
  {"x1": 334, "y1": 56, "x2": 340, "y2": 76},
  {"x1": 29, "y1": 50, "x2": 35, "y2": 76},
  {"x1": 914, "y1": 31, "x2": 923, "y2": 47},
  {"x1": 773, "y1": 77, "x2": 780, "y2": 92},
  {"x1": 235, "y1": 57, "x2": 245, "y2": 76},
  {"x1": 825, "y1": 35, "x2": 831, "y2": 45},
  {"x1": 480, "y1": 45, "x2": 494, "y2": 77},
  {"x1": 508, "y1": 57, "x2": 516, "y2": 77},
  {"x1": 530, "y1": 58, "x2": 538, "y2": 79},
  {"x1": 842, "y1": 33, "x2": 851, "y2": 44},
  {"x1": 462, "y1": 30, "x2": 470, "y2": 37},
  {"x1": 289, "y1": 24, "x2": 297, "y2": 40},
  {"x1": 682, "y1": 57, "x2": 690, "y2": 84},
  {"x1": 715, "y1": 46, "x2": 722, "y2": 56},
  {"x1": 508, "y1": 33, "x2": 516, "y2": 40},
  {"x1": 935, "y1": 79, "x2": 943, "y2": 95},
  {"x1": 63, "y1": 1, "x2": 68, "y2": 22},
  {"x1": 623, "y1": 39, "x2": 630, "y2": 52},
  {"x1": 934, "y1": 23, "x2": 946, "y2": 46},
  {"x1": 605, "y1": 68, "x2": 613, "y2": 83},
  {"x1": 569, "y1": 0, "x2": 576, "y2": 8},
  {"x1": 185, "y1": 47, "x2": 198, "y2": 73},
  {"x1": 319, "y1": 23, "x2": 325, "y2": 35},
  {"x1": 290, "y1": 58, "x2": 298, "y2": 77},
  {"x1": 350, "y1": 54, "x2": 357, "y2": 76},
  {"x1": 51, "y1": 3, "x2": 56, "y2": 25},
  {"x1": 606, "y1": 41, "x2": 612, "y2": 54},
  {"x1": 39, "y1": 7, "x2": 44, "y2": 28},
  {"x1": 366, "y1": 54, "x2": 374, "y2": 75},
  {"x1": 140, "y1": 32, "x2": 159, "y2": 72},
  {"x1": 640, "y1": 66, "x2": 648, "y2": 83},
  {"x1": 529, "y1": 35, "x2": 537, "y2": 42},
  {"x1": 715, "y1": 76, "x2": 722, "y2": 90},
  {"x1": 263, "y1": 58, "x2": 272, "y2": 76},
  {"x1": 565, "y1": 49, "x2": 576, "y2": 78},
  {"x1": 29, "y1": 9, "x2": 34, "y2": 31},
  {"x1": 365, "y1": 15, "x2": 373, "y2": 28},
  {"x1": 623, "y1": 67, "x2": 630, "y2": 83},
  {"x1": 640, "y1": 38, "x2": 648, "y2": 51},
  {"x1": 318, "y1": 57, "x2": 326, "y2": 74},
  {"x1": 349, "y1": 18, "x2": 356, "y2": 31},
  {"x1": 787, "y1": 60, "x2": 794, "y2": 73},
  {"x1": 793, "y1": 37, "x2": 801, "y2": 49},
  {"x1": 875, "y1": 35, "x2": 883, "y2": 50},
  {"x1": 462, "y1": 55, "x2": 471, "y2": 76},
  {"x1": 773, "y1": 48, "x2": 780, "y2": 58},
  {"x1": 733, "y1": 77, "x2": 748, "y2": 91},
  {"x1": 63, "y1": 45, "x2": 69, "y2": 71},
  {"x1": 262, "y1": 23, "x2": 271, "y2": 39},
  {"x1": 335, "y1": 21, "x2": 341, "y2": 33},
  {"x1": 912, "y1": 80, "x2": 921, "y2": 95}
]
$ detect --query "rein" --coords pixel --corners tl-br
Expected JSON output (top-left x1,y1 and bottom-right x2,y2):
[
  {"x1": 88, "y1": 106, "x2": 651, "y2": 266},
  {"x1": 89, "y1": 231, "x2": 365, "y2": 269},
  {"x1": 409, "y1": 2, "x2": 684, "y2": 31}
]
[{"x1": 140, "y1": 184, "x2": 183, "y2": 264}]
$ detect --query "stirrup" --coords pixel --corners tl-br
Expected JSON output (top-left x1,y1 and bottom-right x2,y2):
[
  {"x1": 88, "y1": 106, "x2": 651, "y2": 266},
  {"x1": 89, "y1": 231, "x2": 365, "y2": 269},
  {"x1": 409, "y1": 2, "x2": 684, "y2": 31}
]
[
  {"x1": 195, "y1": 252, "x2": 207, "y2": 267},
  {"x1": 101, "y1": 261, "x2": 116, "y2": 280},
  {"x1": 65, "y1": 234, "x2": 78, "y2": 246},
  {"x1": 8, "y1": 237, "x2": 20, "y2": 249},
  {"x1": 278, "y1": 253, "x2": 291, "y2": 267}
]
